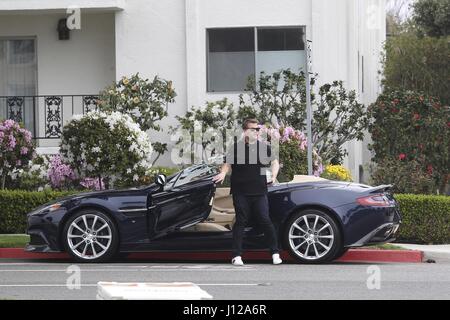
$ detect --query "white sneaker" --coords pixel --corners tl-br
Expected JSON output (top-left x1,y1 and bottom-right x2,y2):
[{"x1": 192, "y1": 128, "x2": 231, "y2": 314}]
[
  {"x1": 232, "y1": 256, "x2": 244, "y2": 266},
  {"x1": 272, "y1": 253, "x2": 282, "y2": 265}
]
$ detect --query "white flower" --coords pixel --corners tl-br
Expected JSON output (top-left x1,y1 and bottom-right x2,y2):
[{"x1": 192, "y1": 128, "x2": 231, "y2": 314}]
[{"x1": 133, "y1": 174, "x2": 139, "y2": 181}]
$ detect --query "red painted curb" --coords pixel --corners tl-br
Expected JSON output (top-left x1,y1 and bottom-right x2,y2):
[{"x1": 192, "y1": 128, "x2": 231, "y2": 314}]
[{"x1": 0, "y1": 248, "x2": 424, "y2": 263}]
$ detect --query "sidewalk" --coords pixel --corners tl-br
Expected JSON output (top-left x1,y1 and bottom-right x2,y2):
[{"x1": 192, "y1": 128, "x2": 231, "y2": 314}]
[{"x1": 395, "y1": 243, "x2": 450, "y2": 263}]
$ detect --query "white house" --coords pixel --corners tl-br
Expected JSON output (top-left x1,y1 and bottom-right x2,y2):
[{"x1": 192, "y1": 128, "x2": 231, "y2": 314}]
[{"x1": 0, "y1": 0, "x2": 386, "y2": 183}]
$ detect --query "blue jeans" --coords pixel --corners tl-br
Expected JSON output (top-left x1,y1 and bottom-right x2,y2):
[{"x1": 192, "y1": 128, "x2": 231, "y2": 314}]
[{"x1": 232, "y1": 193, "x2": 280, "y2": 258}]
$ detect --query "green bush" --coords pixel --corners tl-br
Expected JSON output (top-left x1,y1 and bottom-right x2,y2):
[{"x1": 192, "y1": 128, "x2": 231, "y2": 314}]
[
  {"x1": 395, "y1": 194, "x2": 450, "y2": 244},
  {"x1": 0, "y1": 190, "x2": 77, "y2": 234}
]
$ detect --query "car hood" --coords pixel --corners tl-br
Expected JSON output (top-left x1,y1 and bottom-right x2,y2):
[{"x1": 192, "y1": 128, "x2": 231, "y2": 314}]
[{"x1": 32, "y1": 188, "x2": 144, "y2": 210}]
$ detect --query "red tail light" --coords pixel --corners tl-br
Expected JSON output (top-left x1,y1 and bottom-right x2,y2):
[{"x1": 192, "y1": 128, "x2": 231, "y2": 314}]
[{"x1": 356, "y1": 193, "x2": 391, "y2": 207}]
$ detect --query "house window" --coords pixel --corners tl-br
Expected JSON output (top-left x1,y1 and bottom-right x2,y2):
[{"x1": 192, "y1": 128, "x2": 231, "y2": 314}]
[
  {"x1": 207, "y1": 27, "x2": 305, "y2": 92},
  {"x1": 207, "y1": 28, "x2": 255, "y2": 92},
  {"x1": 0, "y1": 38, "x2": 37, "y2": 135},
  {"x1": 0, "y1": 38, "x2": 37, "y2": 96}
]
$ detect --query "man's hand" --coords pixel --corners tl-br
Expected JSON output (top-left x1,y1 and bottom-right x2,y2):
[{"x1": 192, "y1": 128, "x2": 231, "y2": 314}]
[
  {"x1": 212, "y1": 172, "x2": 226, "y2": 184},
  {"x1": 213, "y1": 163, "x2": 230, "y2": 184}
]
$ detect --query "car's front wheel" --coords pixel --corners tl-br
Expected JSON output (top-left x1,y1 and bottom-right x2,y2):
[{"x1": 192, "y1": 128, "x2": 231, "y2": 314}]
[
  {"x1": 283, "y1": 209, "x2": 342, "y2": 264},
  {"x1": 63, "y1": 209, "x2": 119, "y2": 263}
]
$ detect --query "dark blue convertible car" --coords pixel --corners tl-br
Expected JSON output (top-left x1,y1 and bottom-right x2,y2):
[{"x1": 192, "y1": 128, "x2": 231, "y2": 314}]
[{"x1": 26, "y1": 163, "x2": 402, "y2": 263}]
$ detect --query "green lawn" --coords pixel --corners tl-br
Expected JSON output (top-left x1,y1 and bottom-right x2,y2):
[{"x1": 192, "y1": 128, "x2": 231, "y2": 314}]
[
  {"x1": 361, "y1": 243, "x2": 404, "y2": 250},
  {"x1": 0, "y1": 234, "x2": 30, "y2": 248}
]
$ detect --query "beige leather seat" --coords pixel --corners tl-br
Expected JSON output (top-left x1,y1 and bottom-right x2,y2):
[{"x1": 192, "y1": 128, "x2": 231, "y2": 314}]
[
  {"x1": 184, "y1": 176, "x2": 329, "y2": 233},
  {"x1": 290, "y1": 175, "x2": 328, "y2": 183},
  {"x1": 183, "y1": 188, "x2": 235, "y2": 232}
]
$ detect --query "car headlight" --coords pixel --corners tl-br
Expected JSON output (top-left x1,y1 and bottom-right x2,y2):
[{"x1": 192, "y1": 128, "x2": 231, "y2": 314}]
[{"x1": 30, "y1": 202, "x2": 63, "y2": 216}]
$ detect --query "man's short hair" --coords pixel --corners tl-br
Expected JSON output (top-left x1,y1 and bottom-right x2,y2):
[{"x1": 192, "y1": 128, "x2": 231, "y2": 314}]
[{"x1": 242, "y1": 118, "x2": 259, "y2": 129}]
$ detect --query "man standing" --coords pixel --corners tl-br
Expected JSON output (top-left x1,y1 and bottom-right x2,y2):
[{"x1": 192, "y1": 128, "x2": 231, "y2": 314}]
[{"x1": 212, "y1": 119, "x2": 282, "y2": 266}]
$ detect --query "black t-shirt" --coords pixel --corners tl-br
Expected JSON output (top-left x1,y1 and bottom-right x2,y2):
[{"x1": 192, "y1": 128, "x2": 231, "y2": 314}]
[{"x1": 224, "y1": 138, "x2": 276, "y2": 195}]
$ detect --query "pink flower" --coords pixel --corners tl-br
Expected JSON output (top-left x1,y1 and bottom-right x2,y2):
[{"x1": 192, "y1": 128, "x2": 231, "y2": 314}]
[
  {"x1": 80, "y1": 177, "x2": 105, "y2": 190},
  {"x1": 398, "y1": 153, "x2": 406, "y2": 160},
  {"x1": 8, "y1": 135, "x2": 16, "y2": 150},
  {"x1": 20, "y1": 147, "x2": 28, "y2": 155},
  {"x1": 47, "y1": 154, "x2": 76, "y2": 188}
]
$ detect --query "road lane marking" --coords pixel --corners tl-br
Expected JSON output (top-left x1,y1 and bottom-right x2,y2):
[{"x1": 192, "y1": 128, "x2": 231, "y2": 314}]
[
  {"x1": 0, "y1": 268, "x2": 254, "y2": 272},
  {"x1": 0, "y1": 283, "x2": 265, "y2": 287}
]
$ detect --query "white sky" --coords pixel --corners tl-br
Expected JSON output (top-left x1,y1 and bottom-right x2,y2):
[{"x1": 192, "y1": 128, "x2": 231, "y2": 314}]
[{"x1": 386, "y1": 0, "x2": 415, "y2": 20}]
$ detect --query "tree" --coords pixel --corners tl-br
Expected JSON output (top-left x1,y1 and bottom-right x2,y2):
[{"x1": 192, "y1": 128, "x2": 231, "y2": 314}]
[
  {"x1": 239, "y1": 71, "x2": 368, "y2": 165},
  {"x1": 238, "y1": 69, "x2": 311, "y2": 130},
  {"x1": 412, "y1": 0, "x2": 450, "y2": 37},
  {"x1": 98, "y1": 73, "x2": 176, "y2": 163},
  {"x1": 382, "y1": 33, "x2": 450, "y2": 104},
  {"x1": 170, "y1": 99, "x2": 237, "y2": 164}
]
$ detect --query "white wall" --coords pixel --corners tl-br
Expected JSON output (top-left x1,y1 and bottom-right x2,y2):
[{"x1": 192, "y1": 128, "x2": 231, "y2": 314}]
[
  {"x1": 1, "y1": 0, "x2": 386, "y2": 180},
  {"x1": 115, "y1": 0, "x2": 192, "y2": 166},
  {"x1": 0, "y1": 12, "x2": 116, "y2": 146},
  {"x1": 0, "y1": 12, "x2": 116, "y2": 95},
  {"x1": 115, "y1": 0, "x2": 386, "y2": 178}
]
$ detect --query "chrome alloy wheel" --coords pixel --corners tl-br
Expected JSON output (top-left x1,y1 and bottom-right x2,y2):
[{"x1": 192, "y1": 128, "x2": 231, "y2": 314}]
[
  {"x1": 67, "y1": 214, "x2": 112, "y2": 260},
  {"x1": 288, "y1": 214, "x2": 335, "y2": 260}
]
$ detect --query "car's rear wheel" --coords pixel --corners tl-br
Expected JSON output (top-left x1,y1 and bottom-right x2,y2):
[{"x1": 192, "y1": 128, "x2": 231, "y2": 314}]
[
  {"x1": 283, "y1": 209, "x2": 342, "y2": 264},
  {"x1": 63, "y1": 209, "x2": 119, "y2": 263}
]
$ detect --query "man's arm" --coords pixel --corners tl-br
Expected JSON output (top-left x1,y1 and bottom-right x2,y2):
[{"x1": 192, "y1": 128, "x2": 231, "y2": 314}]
[
  {"x1": 212, "y1": 163, "x2": 231, "y2": 184},
  {"x1": 270, "y1": 159, "x2": 280, "y2": 184}
]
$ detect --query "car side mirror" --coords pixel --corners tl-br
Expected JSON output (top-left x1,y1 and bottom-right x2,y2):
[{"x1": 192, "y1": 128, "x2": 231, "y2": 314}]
[{"x1": 155, "y1": 174, "x2": 167, "y2": 188}]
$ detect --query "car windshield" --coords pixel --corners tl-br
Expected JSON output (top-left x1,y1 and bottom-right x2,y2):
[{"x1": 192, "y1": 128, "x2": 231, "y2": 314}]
[
  {"x1": 171, "y1": 164, "x2": 218, "y2": 188},
  {"x1": 142, "y1": 163, "x2": 218, "y2": 190}
]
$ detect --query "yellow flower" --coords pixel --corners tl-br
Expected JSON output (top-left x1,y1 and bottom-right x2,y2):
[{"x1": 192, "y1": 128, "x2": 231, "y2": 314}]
[
  {"x1": 321, "y1": 165, "x2": 353, "y2": 181},
  {"x1": 122, "y1": 77, "x2": 129, "y2": 85},
  {"x1": 133, "y1": 97, "x2": 140, "y2": 104}
]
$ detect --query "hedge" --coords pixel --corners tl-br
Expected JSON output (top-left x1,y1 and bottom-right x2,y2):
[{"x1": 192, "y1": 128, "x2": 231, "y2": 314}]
[
  {"x1": 394, "y1": 194, "x2": 449, "y2": 244},
  {"x1": 0, "y1": 190, "x2": 449, "y2": 244},
  {"x1": 0, "y1": 190, "x2": 76, "y2": 234}
]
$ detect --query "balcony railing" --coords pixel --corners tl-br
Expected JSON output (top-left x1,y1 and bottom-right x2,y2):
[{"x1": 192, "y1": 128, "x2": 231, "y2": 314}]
[{"x1": 0, "y1": 95, "x2": 99, "y2": 142}]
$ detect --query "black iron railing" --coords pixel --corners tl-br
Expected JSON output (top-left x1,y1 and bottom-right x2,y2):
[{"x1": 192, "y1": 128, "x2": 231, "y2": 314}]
[{"x1": 0, "y1": 95, "x2": 99, "y2": 139}]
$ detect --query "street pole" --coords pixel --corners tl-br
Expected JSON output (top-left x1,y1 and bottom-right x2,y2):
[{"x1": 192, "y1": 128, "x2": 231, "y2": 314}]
[{"x1": 305, "y1": 38, "x2": 313, "y2": 175}]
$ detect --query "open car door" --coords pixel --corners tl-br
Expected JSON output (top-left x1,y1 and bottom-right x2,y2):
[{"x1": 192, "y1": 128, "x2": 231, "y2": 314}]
[{"x1": 147, "y1": 164, "x2": 217, "y2": 239}]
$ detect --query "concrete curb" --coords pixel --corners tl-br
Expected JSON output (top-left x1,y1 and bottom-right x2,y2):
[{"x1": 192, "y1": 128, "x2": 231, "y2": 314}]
[{"x1": 0, "y1": 248, "x2": 424, "y2": 263}]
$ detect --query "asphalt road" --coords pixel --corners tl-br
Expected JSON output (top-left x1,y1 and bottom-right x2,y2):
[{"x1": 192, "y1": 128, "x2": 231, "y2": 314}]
[{"x1": 0, "y1": 259, "x2": 449, "y2": 300}]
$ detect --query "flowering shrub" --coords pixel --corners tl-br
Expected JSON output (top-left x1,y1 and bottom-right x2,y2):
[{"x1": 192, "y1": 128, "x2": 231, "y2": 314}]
[
  {"x1": 11, "y1": 155, "x2": 51, "y2": 191},
  {"x1": 98, "y1": 73, "x2": 176, "y2": 132},
  {"x1": 369, "y1": 156, "x2": 438, "y2": 194},
  {"x1": 320, "y1": 165, "x2": 353, "y2": 182},
  {"x1": 368, "y1": 89, "x2": 449, "y2": 193},
  {"x1": 0, "y1": 119, "x2": 35, "y2": 189},
  {"x1": 60, "y1": 111, "x2": 154, "y2": 189},
  {"x1": 259, "y1": 125, "x2": 324, "y2": 182}
]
